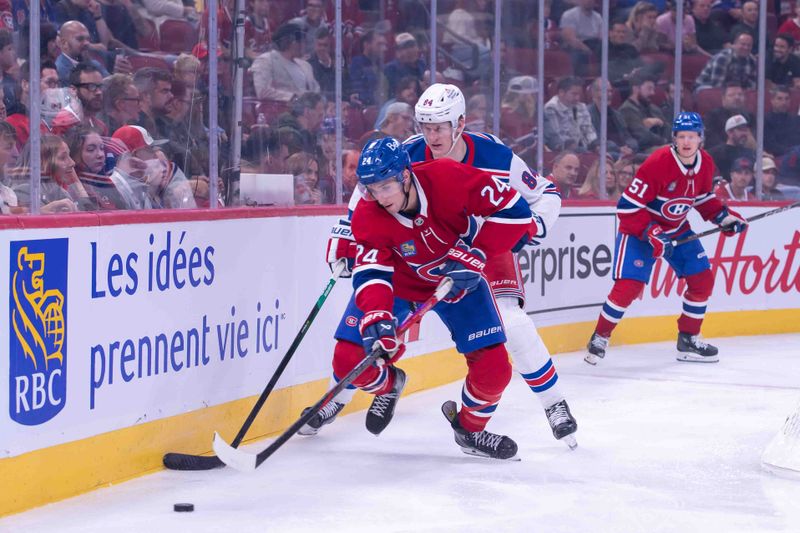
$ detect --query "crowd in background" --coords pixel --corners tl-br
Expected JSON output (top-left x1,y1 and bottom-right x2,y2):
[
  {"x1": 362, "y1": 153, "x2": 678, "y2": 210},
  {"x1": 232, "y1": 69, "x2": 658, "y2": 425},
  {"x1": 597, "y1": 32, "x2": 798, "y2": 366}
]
[{"x1": 1, "y1": 0, "x2": 798, "y2": 213}]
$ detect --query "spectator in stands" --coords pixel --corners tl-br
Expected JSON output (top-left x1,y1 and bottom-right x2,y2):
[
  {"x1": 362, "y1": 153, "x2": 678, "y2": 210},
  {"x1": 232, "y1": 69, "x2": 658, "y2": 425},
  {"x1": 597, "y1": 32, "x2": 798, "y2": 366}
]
[
  {"x1": 708, "y1": 114, "x2": 756, "y2": 181},
  {"x1": 287, "y1": 151, "x2": 324, "y2": 204},
  {"x1": 102, "y1": 74, "x2": 140, "y2": 135},
  {"x1": 614, "y1": 158, "x2": 637, "y2": 191},
  {"x1": 133, "y1": 67, "x2": 173, "y2": 140},
  {"x1": 373, "y1": 75, "x2": 420, "y2": 129},
  {"x1": 778, "y1": 2, "x2": 800, "y2": 55},
  {"x1": 714, "y1": 156, "x2": 754, "y2": 200},
  {"x1": 341, "y1": 147, "x2": 359, "y2": 202},
  {"x1": 55, "y1": 21, "x2": 109, "y2": 82},
  {"x1": 547, "y1": 150, "x2": 581, "y2": 199},
  {"x1": 500, "y1": 75, "x2": 536, "y2": 140},
  {"x1": 66, "y1": 126, "x2": 131, "y2": 209},
  {"x1": 290, "y1": 0, "x2": 328, "y2": 58},
  {"x1": 695, "y1": 31, "x2": 757, "y2": 91},
  {"x1": 728, "y1": 1, "x2": 759, "y2": 54},
  {"x1": 765, "y1": 85, "x2": 800, "y2": 156},
  {"x1": 277, "y1": 91, "x2": 325, "y2": 156},
  {"x1": 384, "y1": 33, "x2": 425, "y2": 98},
  {"x1": 101, "y1": 0, "x2": 151, "y2": 51},
  {"x1": 758, "y1": 155, "x2": 787, "y2": 200},
  {"x1": 619, "y1": 73, "x2": 670, "y2": 153},
  {"x1": 358, "y1": 101, "x2": 414, "y2": 147},
  {"x1": 65, "y1": 62, "x2": 108, "y2": 135},
  {"x1": 6, "y1": 60, "x2": 60, "y2": 146},
  {"x1": 702, "y1": 81, "x2": 752, "y2": 148},
  {"x1": 137, "y1": 0, "x2": 197, "y2": 21},
  {"x1": 465, "y1": 93, "x2": 490, "y2": 132},
  {"x1": 767, "y1": 35, "x2": 800, "y2": 88},
  {"x1": 626, "y1": 2, "x2": 669, "y2": 53},
  {"x1": 245, "y1": 0, "x2": 272, "y2": 60},
  {"x1": 53, "y1": 0, "x2": 113, "y2": 53},
  {"x1": 165, "y1": 80, "x2": 209, "y2": 181},
  {"x1": 348, "y1": 30, "x2": 387, "y2": 106},
  {"x1": 608, "y1": 20, "x2": 644, "y2": 86},
  {"x1": 588, "y1": 78, "x2": 638, "y2": 158},
  {"x1": 173, "y1": 54, "x2": 201, "y2": 91},
  {"x1": 0, "y1": 120, "x2": 21, "y2": 214},
  {"x1": 442, "y1": 0, "x2": 492, "y2": 82},
  {"x1": 110, "y1": 124, "x2": 197, "y2": 209},
  {"x1": 13, "y1": 133, "x2": 103, "y2": 211},
  {"x1": 559, "y1": 0, "x2": 603, "y2": 75},
  {"x1": 692, "y1": 0, "x2": 728, "y2": 55},
  {"x1": 655, "y1": 0, "x2": 699, "y2": 53},
  {"x1": 575, "y1": 155, "x2": 618, "y2": 200},
  {"x1": 251, "y1": 22, "x2": 320, "y2": 101},
  {"x1": 0, "y1": 29, "x2": 16, "y2": 112},
  {"x1": 544, "y1": 76, "x2": 598, "y2": 152},
  {"x1": 308, "y1": 27, "x2": 334, "y2": 102}
]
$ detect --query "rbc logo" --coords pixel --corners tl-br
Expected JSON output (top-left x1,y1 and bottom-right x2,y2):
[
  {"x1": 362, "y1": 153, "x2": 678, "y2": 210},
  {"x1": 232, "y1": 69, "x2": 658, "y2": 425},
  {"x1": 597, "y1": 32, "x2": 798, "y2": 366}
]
[
  {"x1": 9, "y1": 238, "x2": 68, "y2": 426},
  {"x1": 661, "y1": 199, "x2": 693, "y2": 221}
]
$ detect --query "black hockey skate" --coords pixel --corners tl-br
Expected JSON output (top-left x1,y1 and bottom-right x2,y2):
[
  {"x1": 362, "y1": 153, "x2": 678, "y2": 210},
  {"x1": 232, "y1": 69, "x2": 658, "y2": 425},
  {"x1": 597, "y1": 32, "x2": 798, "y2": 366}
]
[
  {"x1": 365, "y1": 366, "x2": 407, "y2": 435},
  {"x1": 676, "y1": 332, "x2": 719, "y2": 363},
  {"x1": 584, "y1": 332, "x2": 609, "y2": 365},
  {"x1": 441, "y1": 400, "x2": 519, "y2": 461},
  {"x1": 298, "y1": 401, "x2": 345, "y2": 436},
  {"x1": 545, "y1": 399, "x2": 578, "y2": 450}
]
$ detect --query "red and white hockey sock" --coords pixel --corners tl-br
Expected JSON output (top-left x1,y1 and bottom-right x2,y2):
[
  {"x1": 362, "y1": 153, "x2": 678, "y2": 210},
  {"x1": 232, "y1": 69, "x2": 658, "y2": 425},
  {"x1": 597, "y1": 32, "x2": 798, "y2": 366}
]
[
  {"x1": 677, "y1": 270, "x2": 714, "y2": 335},
  {"x1": 458, "y1": 344, "x2": 512, "y2": 432},
  {"x1": 331, "y1": 339, "x2": 394, "y2": 396},
  {"x1": 595, "y1": 278, "x2": 644, "y2": 338}
]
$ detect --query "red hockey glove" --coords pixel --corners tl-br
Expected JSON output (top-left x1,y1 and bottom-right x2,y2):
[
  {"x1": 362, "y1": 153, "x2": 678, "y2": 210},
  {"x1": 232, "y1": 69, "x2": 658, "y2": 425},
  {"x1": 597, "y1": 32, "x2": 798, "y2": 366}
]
[
  {"x1": 360, "y1": 310, "x2": 404, "y2": 364},
  {"x1": 713, "y1": 206, "x2": 747, "y2": 236},
  {"x1": 645, "y1": 223, "x2": 673, "y2": 259},
  {"x1": 325, "y1": 218, "x2": 358, "y2": 277},
  {"x1": 434, "y1": 240, "x2": 487, "y2": 303}
]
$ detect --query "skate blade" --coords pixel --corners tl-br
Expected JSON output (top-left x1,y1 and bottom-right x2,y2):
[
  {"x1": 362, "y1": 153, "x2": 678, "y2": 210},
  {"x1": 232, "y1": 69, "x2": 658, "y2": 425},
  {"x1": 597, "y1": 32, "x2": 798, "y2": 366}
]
[
  {"x1": 297, "y1": 425, "x2": 320, "y2": 436},
  {"x1": 676, "y1": 352, "x2": 719, "y2": 363},
  {"x1": 460, "y1": 446, "x2": 522, "y2": 462},
  {"x1": 584, "y1": 353, "x2": 599, "y2": 365},
  {"x1": 560, "y1": 434, "x2": 578, "y2": 450}
]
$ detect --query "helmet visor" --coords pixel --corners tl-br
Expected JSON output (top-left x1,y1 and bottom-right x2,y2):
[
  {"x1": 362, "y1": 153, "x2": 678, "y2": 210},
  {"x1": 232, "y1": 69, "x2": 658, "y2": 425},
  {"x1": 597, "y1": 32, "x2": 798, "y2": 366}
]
[{"x1": 359, "y1": 175, "x2": 404, "y2": 201}]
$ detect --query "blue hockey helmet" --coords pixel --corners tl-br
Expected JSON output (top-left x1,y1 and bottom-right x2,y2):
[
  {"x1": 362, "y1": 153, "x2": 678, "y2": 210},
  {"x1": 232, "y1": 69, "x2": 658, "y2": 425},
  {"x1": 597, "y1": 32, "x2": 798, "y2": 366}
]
[
  {"x1": 672, "y1": 112, "x2": 704, "y2": 137},
  {"x1": 357, "y1": 137, "x2": 411, "y2": 187}
]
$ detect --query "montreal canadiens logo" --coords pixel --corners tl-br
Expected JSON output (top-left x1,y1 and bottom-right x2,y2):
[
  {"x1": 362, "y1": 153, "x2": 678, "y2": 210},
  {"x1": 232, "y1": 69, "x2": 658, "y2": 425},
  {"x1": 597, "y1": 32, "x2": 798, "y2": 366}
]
[
  {"x1": 660, "y1": 198, "x2": 693, "y2": 221},
  {"x1": 415, "y1": 257, "x2": 448, "y2": 282},
  {"x1": 346, "y1": 316, "x2": 358, "y2": 327}
]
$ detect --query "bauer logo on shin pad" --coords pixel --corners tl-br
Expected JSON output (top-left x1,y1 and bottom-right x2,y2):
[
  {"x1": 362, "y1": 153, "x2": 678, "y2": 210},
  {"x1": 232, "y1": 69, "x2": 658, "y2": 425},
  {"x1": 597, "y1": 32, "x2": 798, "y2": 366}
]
[{"x1": 9, "y1": 239, "x2": 69, "y2": 426}]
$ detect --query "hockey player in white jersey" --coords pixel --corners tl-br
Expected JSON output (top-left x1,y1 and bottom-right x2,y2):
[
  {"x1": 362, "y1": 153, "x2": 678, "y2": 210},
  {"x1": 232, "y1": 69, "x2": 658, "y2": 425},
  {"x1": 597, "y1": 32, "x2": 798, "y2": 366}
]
[{"x1": 315, "y1": 83, "x2": 578, "y2": 448}]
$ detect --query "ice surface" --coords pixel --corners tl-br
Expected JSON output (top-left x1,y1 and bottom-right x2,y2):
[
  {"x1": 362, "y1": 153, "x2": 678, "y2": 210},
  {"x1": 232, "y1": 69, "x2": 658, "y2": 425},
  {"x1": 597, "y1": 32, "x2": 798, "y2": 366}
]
[{"x1": 3, "y1": 334, "x2": 799, "y2": 533}]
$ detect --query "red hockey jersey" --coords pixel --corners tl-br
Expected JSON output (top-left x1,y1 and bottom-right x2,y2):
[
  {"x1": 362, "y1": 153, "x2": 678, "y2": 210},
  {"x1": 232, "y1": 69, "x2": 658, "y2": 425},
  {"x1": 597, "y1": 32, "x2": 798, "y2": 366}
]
[
  {"x1": 351, "y1": 158, "x2": 532, "y2": 312},
  {"x1": 616, "y1": 145, "x2": 725, "y2": 238}
]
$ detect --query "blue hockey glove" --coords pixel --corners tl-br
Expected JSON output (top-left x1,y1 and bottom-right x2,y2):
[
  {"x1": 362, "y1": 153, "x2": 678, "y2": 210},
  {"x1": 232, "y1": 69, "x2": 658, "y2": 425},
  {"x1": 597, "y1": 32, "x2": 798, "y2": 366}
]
[
  {"x1": 645, "y1": 223, "x2": 673, "y2": 259},
  {"x1": 325, "y1": 218, "x2": 357, "y2": 277},
  {"x1": 713, "y1": 207, "x2": 747, "y2": 236},
  {"x1": 434, "y1": 240, "x2": 487, "y2": 303},
  {"x1": 360, "y1": 310, "x2": 403, "y2": 364}
]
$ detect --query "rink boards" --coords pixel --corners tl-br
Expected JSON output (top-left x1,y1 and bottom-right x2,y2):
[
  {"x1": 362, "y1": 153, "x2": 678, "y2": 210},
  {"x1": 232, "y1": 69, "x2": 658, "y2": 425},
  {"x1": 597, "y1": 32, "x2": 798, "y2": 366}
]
[{"x1": 1, "y1": 203, "x2": 798, "y2": 515}]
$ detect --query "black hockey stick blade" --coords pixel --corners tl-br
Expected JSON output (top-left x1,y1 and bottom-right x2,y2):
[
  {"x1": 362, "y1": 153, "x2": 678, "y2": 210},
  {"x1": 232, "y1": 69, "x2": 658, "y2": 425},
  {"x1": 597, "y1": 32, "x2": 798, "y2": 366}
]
[
  {"x1": 672, "y1": 201, "x2": 800, "y2": 246},
  {"x1": 162, "y1": 260, "x2": 347, "y2": 471},
  {"x1": 213, "y1": 277, "x2": 453, "y2": 472}
]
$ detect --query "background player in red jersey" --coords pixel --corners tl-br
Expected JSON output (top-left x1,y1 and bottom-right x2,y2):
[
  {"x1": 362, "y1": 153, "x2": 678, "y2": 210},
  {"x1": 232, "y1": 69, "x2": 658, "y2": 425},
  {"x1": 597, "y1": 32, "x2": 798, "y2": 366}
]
[
  {"x1": 585, "y1": 112, "x2": 748, "y2": 365},
  {"x1": 329, "y1": 136, "x2": 532, "y2": 460}
]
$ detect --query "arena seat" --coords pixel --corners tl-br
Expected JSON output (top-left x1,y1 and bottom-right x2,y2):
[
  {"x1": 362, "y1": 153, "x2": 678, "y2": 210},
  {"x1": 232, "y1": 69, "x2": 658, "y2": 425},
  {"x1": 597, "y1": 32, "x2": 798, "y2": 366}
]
[
  {"x1": 159, "y1": 19, "x2": 199, "y2": 54},
  {"x1": 694, "y1": 87, "x2": 723, "y2": 115}
]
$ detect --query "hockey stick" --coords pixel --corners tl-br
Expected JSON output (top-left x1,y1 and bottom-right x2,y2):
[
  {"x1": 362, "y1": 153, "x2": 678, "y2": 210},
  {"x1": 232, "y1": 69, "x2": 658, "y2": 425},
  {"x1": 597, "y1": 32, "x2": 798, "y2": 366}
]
[
  {"x1": 673, "y1": 201, "x2": 800, "y2": 246},
  {"x1": 212, "y1": 277, "x2": 454, "y2": 472},
  {"x1": 162, "y1": 259, "x2": 348, "y2": 471}
]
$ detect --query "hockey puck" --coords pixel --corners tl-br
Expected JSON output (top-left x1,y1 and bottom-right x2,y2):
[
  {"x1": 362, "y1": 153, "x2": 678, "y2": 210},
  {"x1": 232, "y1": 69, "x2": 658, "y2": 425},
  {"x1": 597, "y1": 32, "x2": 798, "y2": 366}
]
[{"x1": 173, "y1": 503, "x2": 194, "y2": 512}]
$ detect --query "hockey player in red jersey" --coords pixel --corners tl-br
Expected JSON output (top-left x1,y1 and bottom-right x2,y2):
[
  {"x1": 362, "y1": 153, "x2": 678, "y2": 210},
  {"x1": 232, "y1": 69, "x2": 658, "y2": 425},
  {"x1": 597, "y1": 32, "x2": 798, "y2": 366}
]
[
  {"x1": 338, "y1": 136, "x2": 531, "y2": 459},
  {"x1": 585, "y1": 112, "x2": 748, "y2": 365},
  {"x1": 315, "y1": 84, "x2": 577, "y2": 450}
]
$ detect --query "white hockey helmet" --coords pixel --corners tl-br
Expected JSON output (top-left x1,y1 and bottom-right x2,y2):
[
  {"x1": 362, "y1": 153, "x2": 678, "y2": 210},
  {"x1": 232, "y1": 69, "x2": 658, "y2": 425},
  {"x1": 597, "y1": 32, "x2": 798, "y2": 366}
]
[{"x1": 414, "y1": 83, "x2": 466, "y2": 129}]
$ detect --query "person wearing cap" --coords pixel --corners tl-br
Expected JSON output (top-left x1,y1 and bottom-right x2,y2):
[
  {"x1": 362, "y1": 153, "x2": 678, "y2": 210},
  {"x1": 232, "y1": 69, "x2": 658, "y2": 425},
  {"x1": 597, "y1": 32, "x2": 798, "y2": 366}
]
[
  {"x1": 384, "y1": 32, "x2": 426, "y2": 98},
  {"x1": 756, "y1": 155, "x2": 788, "y2": 201},
  {"x1": 109, "y1": 124, "x2": 196, "y2": 209},
  {"x1": 251, "y1": 22, "x2": 320, "y2": 102},
  {"x1": 708, "y1": 113, "x2": 756, "y2": 182},
  {"x1": 714, "y1": 156, "x2": 754, "y2": 200},
  {"x1": 358, "y1": 101, "x2": 414, "y2": 147}
]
